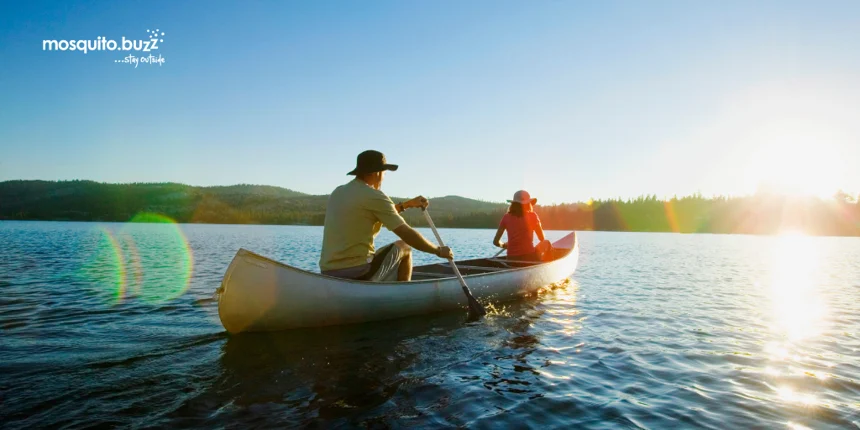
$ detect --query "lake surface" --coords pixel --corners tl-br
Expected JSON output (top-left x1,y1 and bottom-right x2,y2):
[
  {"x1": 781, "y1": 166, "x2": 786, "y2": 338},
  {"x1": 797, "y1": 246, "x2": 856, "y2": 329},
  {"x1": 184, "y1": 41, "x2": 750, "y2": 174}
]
[{"x1": 1, "y1": 221, "x2": 859, "y2": 429}]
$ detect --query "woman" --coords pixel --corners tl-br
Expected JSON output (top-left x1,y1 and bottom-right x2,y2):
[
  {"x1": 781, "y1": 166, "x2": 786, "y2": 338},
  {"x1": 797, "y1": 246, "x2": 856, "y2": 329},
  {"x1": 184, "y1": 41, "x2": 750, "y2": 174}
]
[{"x1": 493, "y1": 190, "x2": 552, "y2": 261}]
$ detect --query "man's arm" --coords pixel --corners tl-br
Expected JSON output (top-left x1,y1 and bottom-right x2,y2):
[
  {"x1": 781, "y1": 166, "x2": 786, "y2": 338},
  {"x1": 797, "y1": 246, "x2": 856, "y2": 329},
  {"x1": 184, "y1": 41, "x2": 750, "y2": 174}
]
[
  {"x1": 396, "y1": 195, "x2": 429, "y2": 213},
  {"x1": 393, "y1": 224, "x2": 453, "y2": 259}
]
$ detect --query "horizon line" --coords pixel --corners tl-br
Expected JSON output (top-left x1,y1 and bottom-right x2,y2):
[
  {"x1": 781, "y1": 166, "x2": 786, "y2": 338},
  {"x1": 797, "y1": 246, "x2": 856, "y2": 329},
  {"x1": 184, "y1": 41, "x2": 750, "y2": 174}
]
[{"x1": 1, "y1": 178, "x2": 857, "y2": 204}]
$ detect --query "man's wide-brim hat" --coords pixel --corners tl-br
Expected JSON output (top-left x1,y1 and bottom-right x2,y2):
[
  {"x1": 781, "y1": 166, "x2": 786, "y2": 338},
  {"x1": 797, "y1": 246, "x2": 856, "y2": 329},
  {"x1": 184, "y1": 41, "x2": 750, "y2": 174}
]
[
  {"x1": 347, "y1": 150, "x2": 399, "y2": 175},
  {"x1": 507, "y1": 190, "x2": 537, "y2": 205}
]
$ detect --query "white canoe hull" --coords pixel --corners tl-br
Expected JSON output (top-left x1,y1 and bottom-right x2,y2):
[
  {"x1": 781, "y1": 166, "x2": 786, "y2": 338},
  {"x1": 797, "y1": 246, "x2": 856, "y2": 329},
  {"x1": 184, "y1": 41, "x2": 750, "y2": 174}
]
[{"x1": 217, "y1": 232, "x2": 578, "y2": 333}]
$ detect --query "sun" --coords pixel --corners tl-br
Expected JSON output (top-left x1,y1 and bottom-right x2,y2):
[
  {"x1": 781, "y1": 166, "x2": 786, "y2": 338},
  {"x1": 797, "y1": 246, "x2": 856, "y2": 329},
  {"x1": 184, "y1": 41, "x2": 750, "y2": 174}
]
[
  {"x1": 742, "y1": 122, "x2": 844, "y2": 198},
  {"x1": 722, "y1": 80, "x2": 855, "y2": 199}
]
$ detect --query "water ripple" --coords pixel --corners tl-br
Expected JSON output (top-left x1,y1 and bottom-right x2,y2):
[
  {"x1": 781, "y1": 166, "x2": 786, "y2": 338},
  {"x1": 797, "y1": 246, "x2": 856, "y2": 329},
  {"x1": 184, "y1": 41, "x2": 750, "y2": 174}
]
[{"x1": 1, "y1": 222, "x2": 859, "y2": 428}]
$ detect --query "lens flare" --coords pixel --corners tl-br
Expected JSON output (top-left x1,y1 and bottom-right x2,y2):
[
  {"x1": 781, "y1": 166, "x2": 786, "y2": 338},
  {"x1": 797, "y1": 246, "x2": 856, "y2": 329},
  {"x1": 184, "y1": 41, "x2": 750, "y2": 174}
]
[
  {"x1": 663, "y1": 200, "x2": 680, "y2": 233},
  {"x1": 76, "y1": 214, "x2": 194, "y2": 305},
  {"x1": 116, "y1": 231, "x2": 144, "y2": 296},
  {"x1": 128, "y1": 213, "x2": 194, "y2": 304},
  {"x1": 79, "y1": 227, "x2": 126, "y2": 304}
]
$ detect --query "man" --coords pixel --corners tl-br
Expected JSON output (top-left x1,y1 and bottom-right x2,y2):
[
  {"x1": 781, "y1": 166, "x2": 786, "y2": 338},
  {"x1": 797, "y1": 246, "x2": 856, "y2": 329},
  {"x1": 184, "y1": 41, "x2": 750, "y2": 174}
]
[{"x1": 319, "y1": 150, "x2": 454, "y2": 281}]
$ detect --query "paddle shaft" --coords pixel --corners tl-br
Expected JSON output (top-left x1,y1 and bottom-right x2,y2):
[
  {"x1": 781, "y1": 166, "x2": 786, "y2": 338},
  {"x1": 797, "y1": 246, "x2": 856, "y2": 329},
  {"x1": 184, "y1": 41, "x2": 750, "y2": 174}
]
[{"x1": 421, "y1": 209, "x2": 486, "y2": 316}]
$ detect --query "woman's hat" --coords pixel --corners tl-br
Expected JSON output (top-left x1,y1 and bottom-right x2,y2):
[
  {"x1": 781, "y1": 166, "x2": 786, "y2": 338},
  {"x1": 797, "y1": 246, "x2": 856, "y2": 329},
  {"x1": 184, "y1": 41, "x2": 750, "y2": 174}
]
[
  {"x1": 347, "y1": 150, "x2": 399, "y2": 175},
  {"x1": 507, "y1": 190, "x2": 537, "y2": 205}
]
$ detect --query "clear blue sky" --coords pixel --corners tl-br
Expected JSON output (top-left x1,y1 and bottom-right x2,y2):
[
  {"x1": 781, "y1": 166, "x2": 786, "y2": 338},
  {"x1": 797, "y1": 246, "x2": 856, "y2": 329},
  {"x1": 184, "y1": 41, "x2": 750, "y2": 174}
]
[{"x1": 1, "y1": 1, "x2": 858, "y2": 204}]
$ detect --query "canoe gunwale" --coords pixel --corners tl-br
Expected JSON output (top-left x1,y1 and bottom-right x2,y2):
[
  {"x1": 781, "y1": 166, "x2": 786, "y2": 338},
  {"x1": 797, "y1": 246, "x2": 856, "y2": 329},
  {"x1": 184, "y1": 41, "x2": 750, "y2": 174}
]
[{"x1": 224, "y1": 232, "x2": 577, "y2": 287}]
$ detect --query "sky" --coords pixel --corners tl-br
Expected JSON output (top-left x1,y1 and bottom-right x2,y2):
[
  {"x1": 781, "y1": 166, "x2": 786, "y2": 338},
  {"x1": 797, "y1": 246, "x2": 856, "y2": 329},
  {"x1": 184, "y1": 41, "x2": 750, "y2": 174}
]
[{"x1": 1, "y1": 0, "x2": 858, "y2": 204}]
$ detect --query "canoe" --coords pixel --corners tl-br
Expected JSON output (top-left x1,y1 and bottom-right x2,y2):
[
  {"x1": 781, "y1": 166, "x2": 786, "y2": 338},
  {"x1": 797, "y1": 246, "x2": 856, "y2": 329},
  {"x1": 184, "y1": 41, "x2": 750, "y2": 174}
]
[{"x1": 216, "y1": 232, "x2": 579, "y2": 333}]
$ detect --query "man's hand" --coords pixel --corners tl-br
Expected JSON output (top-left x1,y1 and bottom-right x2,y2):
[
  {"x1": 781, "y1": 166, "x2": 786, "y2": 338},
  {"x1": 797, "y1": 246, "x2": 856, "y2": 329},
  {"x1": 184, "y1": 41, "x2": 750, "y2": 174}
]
[
  {"x1": 436, "y1": 246, "x2": 453, "y2": 259},
  {"x1": 499, "y1": 242, "x2": 508, "y2": 249},
  {"x1": 403, "y1": 196, "x2": 429, "y2": 210}
]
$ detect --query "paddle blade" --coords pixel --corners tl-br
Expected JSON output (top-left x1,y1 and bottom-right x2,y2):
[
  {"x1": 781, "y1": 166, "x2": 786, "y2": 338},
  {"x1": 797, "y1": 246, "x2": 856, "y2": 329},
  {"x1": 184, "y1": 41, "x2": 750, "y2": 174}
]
[{"x1": 464, "y1": 288, "x2": 487, "y2": 317}]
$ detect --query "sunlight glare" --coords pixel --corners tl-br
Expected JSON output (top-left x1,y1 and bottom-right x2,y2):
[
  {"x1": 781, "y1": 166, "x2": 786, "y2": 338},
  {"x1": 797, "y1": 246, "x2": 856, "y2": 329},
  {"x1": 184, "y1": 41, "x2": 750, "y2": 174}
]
[
  {"x1": 767, "y1": 233, "x2": 827, "y2": 342},
  {"x1": 776, "y1": 386, "x2": 818, "y2": 407},
  {"x1": 743, "y1": 122, "x2": 844, "y2": 198}
]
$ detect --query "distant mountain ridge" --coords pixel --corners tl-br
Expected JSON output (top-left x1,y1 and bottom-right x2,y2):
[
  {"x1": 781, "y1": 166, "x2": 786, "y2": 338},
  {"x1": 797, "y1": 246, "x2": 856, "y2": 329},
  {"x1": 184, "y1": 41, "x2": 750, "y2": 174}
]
[{"x1": 0, "y1": 180, "x2": 506, "y2": 226}]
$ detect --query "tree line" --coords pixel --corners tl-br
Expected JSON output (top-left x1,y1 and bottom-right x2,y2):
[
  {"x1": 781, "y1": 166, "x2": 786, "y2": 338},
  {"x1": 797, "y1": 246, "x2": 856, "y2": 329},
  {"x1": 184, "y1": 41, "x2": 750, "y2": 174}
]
[{"x1": 1, "y1": 180, "x2": 857, "y2": 236}]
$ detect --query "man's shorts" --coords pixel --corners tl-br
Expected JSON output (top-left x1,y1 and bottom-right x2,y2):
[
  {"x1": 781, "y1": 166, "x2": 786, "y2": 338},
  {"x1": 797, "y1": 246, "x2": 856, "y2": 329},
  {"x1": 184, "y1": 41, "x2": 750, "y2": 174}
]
[{"x1": 321, "y1": 242, "x2": 409, "y2": 282}]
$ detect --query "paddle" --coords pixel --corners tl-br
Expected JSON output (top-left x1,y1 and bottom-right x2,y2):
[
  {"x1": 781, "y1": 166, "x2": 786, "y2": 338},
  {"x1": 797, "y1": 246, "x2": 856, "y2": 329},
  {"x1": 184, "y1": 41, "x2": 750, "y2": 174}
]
[{"x1": 422, "y1": 209, "x2": 487, "y2": 317}]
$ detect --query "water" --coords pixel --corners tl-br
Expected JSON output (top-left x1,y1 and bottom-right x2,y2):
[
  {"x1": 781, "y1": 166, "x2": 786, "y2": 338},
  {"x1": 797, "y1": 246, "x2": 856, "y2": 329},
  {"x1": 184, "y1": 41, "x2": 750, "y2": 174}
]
[{"x1": 1, "y1": 221, "x2": 859, "y2": 429}]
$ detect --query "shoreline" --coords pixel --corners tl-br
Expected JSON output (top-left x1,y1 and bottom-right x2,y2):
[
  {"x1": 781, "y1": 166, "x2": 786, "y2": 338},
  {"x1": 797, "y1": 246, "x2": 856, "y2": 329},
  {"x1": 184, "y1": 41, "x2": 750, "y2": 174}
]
[{"x1": 3, "y1": 218, "x2": 858, "y2": 237}]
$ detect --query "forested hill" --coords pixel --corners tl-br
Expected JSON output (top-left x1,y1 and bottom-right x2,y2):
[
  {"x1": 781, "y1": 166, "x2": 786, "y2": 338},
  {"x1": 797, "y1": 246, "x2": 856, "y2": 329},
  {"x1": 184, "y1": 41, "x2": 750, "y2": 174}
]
[
  {"x1": 1, "y1": 180, "x2": 858, "y2": 236},
  {"x1": 0, "y1": 180, "x2": 506, "y2": 227}
]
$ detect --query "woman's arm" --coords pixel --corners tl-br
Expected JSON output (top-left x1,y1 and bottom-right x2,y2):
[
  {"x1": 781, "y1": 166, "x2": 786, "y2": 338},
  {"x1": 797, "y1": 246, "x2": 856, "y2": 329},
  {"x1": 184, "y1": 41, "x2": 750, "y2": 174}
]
[
  {"x1": 493, "y1": 225, "x2": 507, "y2": 248},
  {"x1": 533, "y1": 213, "x2": 546, "y2": 242},
  {"x1": 535, "y1": 225, "x2": 546, "y2": 242}
]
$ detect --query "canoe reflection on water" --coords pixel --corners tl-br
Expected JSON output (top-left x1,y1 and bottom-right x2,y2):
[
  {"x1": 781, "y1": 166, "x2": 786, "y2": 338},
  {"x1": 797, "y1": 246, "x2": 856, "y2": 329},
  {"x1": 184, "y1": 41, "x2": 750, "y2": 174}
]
[
  {"x1": 211, "y1": 283, "x2": 577, "y2": 426},
  {"x1": 218, "y1": 311, "x2": 466, "y2": 422}
]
